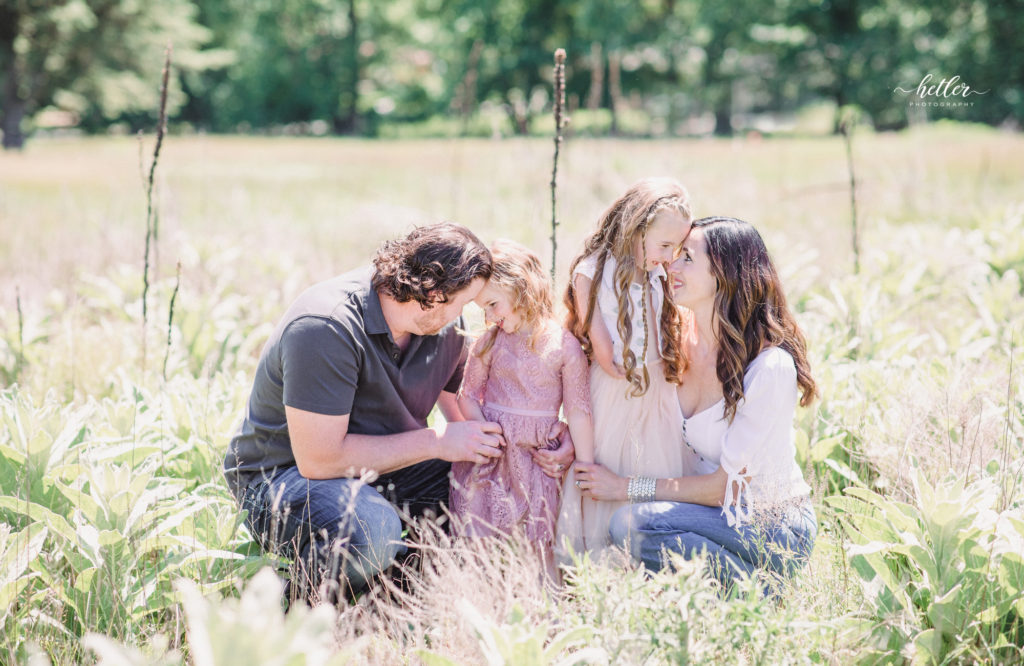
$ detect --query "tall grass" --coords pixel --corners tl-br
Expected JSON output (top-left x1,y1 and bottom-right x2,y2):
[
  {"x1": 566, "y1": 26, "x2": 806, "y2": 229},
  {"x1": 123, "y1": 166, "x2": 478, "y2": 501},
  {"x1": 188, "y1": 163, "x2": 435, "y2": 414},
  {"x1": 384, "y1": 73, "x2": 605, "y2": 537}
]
[{"x1": 0, "y1": 131, "x2": 1021, "y2": 663}]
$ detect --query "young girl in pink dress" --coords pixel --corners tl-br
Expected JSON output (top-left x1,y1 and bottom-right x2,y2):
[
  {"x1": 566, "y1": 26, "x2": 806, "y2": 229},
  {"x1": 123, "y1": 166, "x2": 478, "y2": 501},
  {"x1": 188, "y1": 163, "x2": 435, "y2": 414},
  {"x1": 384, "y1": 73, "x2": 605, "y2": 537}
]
[
  {"x1": 556, "y1": 177, "x2": 696, "y2": 560},
  {"x1": 449, "y1": 239, "x2": 595, "y2": 576}
]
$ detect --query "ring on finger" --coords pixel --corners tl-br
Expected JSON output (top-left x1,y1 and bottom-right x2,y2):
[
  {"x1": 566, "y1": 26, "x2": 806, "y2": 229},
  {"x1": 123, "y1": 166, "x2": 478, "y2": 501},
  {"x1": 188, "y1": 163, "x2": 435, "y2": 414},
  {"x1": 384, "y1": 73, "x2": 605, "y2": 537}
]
[
  {"x1": 574, "y1": 479, "x2": 581, "y2": 489},
  {"x1": 556, "y1": 463, "x2": 564, "y2": 472}
]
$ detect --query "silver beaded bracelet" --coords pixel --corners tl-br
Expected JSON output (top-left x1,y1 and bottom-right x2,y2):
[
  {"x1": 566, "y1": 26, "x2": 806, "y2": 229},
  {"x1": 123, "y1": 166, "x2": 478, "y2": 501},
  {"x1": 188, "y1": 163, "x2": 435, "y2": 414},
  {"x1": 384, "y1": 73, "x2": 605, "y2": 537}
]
[{"x1": 627, "y1": 475, "x2": 656, "y2": 503}]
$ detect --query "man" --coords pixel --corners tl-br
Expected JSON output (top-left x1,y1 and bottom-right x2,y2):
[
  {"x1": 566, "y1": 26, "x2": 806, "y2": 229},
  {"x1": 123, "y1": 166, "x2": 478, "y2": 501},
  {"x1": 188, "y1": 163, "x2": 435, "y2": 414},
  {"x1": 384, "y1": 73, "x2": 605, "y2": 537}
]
[{"x1": 224, "y1": 222, "x2": 507, "y2": 600}]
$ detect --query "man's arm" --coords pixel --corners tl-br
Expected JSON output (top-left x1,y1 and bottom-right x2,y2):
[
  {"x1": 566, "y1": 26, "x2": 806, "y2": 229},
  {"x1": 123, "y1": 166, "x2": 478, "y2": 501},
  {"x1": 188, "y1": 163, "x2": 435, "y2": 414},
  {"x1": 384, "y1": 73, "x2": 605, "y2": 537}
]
[
  {"x1": 437, "y1": 390, "x2": 466, "y2": 422},
  {"x1": 286, "y1": 406, "x2": 503, "y2": 480}
]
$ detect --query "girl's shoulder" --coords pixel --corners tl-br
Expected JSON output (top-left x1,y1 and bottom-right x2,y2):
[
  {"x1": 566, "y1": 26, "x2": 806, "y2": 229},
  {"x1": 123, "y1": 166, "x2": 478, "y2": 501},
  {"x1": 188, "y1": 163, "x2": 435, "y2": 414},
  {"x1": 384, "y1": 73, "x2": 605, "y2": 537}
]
[
  {"x1": 469, "y1": 326, "x2": 502, "y2": 354},
  {"x1": 538, "y1": 319, "x2": 574, "y2": 349},
  {"x1": 558, "y1": 324, "x2": 586, "y2": 352},
  {"x1": 573, "y1": 252, "x2": 616, "y2": 281}
]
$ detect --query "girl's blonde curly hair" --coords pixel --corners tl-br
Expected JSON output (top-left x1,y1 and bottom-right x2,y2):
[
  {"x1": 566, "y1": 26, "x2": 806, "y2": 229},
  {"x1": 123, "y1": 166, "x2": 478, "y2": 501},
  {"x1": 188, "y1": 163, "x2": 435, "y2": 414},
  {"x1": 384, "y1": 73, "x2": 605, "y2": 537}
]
[
  {"x1": 476, "y1": 239, "x2": 555, "y2": 357},
  {"x1": 565, "y1": 177, "x2": 692, "y2": 396}
]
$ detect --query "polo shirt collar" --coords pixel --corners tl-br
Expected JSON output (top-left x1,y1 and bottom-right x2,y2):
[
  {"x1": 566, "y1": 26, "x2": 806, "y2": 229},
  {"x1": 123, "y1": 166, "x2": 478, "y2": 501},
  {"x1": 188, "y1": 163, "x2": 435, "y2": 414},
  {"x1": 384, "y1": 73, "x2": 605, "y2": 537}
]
[{"x1": 361, "y1": 280, "x2": 390, "y2": 336}]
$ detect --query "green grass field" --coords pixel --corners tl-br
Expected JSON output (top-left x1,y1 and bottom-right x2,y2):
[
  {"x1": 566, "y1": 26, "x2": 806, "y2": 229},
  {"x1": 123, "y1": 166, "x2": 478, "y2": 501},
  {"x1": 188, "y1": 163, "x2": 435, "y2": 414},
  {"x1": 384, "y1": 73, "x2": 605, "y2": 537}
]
[{"x1": 1, "y1": 126, "x2": 1022, "y2": 664}]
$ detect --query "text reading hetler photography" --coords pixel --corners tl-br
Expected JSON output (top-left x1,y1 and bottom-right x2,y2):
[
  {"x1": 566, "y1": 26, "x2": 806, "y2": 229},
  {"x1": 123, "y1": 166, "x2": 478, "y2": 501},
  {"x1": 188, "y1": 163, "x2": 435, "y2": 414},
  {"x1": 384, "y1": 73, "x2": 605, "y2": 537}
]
[{"x1": 894, "y1": 74, "x2": 990, "y2": 107}]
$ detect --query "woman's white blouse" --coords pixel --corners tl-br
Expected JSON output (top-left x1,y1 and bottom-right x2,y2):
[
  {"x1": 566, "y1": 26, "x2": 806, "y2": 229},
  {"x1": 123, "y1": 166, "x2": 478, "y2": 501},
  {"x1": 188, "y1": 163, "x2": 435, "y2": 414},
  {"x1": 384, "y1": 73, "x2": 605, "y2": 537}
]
[
  {"x1": 682, "y1": 346, "x2": 811, "y2": 526},
  {"x1": 574, "y1": 253, "x2": 666, "y2": 363}
]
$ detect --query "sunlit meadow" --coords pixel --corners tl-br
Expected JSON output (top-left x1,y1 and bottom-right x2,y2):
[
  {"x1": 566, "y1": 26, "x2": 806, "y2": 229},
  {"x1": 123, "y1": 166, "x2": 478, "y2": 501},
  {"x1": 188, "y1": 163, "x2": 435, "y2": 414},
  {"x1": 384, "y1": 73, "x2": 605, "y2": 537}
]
[{"x1": 1, "y1": 125, "x2": 1022, "y2": 664}]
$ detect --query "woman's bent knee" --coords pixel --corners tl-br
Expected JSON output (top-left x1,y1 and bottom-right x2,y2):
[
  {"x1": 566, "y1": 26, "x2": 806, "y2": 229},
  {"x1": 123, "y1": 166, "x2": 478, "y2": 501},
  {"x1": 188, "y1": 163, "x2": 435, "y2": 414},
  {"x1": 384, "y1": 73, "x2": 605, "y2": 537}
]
[{"x1": 608, "y1": 504, "x2": 638, "y2": 549}]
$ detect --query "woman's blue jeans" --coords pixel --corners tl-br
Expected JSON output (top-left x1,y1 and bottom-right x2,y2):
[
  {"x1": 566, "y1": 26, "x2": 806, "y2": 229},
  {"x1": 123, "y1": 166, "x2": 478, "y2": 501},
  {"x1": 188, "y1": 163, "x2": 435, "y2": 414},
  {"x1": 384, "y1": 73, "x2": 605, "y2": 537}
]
[
  {"x1": 609, "y1": 499, "x2": 817, "y2": 591},
  {"x1": 239, "y1": 466, "x2": 405, "y2": 601}
]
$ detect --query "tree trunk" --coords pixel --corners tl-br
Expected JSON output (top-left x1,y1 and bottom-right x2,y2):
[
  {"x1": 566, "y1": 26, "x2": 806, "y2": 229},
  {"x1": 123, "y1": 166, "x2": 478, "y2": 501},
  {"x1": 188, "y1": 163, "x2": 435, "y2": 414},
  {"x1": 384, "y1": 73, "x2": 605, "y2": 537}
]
[
  {"x1": 664, "y1": 49, "x2": 681, "y2": 136},
  {"x1": 701, "y1": 36, "x2": 733, "y2": 137},
  {"x1": 457, "y1": 39, "x2": 483, "y2": 135},
  {"x1": 713, "y1": 105, "x2": 731, "y2": 136},
  {"x1": 608, "y1": 50, "x2": 622, "y2": 135},
  {"x1": 1, "y1": 98, "x2": 25, "y2": 150},
  {"x1": 586, "y1": 41, "x2": 603, "y2": 111},
  {"x1": 333, "y1": 0, "x2": 360, "y2": 134},
  {"x1": 1, "y1": 74, "x2": 25, "y2": 150},
  {"x1": 832, "y1": 89, "x2": 847, "y2": 135},
  {"x1": 0, "y1": 4, "x2": 25, "y2": 150},
  {"x1": 504, "y1": 97, "x2": 530, "y2": 135},
  {"x1": 713, "y1": 79, "x2": 732, "y2": 136}
]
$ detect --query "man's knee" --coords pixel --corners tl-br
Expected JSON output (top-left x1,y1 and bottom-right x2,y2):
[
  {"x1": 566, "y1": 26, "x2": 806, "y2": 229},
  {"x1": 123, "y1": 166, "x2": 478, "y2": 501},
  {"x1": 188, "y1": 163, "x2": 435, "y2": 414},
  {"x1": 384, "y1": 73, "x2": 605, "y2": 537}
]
[{"x1": 345, "y1": 490, "x2": 404, "y2": 570}]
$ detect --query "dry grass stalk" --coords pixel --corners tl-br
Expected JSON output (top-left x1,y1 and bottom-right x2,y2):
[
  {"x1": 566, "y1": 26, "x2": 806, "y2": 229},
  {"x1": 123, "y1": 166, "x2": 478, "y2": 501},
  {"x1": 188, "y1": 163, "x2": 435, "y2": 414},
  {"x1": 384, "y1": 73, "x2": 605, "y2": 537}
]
[
  {"x1": 335, "y1": 513, "x2": 554, "y2": 663},
  {"x1": 15, "y1": 283, "x2": 24, "y2": 375},
  {"x1": 162, "y1": 260, "x2": 181, "y2": 380},
  {"x1": 550, "y1": 47, "x2": 567, "y2": 282},
  {"x1": 839, "y1": 112, "x2": 860, "y2": 274},
  {"x1": 141, "y1": 44, "x2": 172, "y2": 371},
  {"x1": 1000, "y1": 336, "x2": 1022, "y2": 509}
]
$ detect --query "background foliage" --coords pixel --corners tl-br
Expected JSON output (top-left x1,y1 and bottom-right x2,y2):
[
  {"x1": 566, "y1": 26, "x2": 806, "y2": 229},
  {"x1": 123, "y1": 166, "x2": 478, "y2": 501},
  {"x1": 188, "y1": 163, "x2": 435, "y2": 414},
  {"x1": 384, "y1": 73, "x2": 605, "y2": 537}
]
[{"x1": 2, "y1": 0, "x2": 1023, "y2": 148}]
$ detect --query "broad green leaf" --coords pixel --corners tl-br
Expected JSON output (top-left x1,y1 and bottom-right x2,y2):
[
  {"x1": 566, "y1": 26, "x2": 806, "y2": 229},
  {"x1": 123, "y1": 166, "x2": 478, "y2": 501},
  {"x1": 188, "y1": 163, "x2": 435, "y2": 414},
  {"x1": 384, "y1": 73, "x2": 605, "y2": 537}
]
[
  {"x1": 74, "y1": 567, "x2": 98, "y2": 595},
  {"x1": 808, "y1": 434, "x2": 845, "y2": 464},
  {"x1": 0, "y1": 496, "x2": 76, "y2": 543},
  {"x1": 912, "y1": 628, "x2": 943, "y2": 665},
  {"x1": 926, "y1": 582, "x2": 966, "y2": 638},
  {"x1": 0, "y1": 523, "x2": 47, "y2": 613}
]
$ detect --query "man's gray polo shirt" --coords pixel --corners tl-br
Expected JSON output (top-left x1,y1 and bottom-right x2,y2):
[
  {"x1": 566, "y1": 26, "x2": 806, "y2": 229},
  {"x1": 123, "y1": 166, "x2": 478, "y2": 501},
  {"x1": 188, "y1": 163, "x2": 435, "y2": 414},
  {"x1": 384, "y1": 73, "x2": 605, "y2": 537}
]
[{"x1": 224, "y1": 266, "x2": 468, "y2": 514}]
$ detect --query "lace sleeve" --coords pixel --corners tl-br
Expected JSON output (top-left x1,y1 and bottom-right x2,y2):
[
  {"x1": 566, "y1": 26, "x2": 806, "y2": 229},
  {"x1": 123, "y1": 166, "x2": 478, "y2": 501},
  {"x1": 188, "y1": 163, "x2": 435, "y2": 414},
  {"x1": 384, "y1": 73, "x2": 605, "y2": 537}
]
[
  {"x1": 560, "y1": 329, "x2": 592, "y2": 417},
  {"x1": 457, "y1": 331, "x2": 494, "y2": 405}
]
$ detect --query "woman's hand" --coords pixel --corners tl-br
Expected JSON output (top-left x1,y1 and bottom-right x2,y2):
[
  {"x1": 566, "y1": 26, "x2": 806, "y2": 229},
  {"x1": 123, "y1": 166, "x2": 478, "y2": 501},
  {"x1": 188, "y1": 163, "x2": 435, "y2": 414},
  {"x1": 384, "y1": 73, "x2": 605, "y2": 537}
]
[
  {"x1": 531, "y1": 421, "x2": 575, "y2": 478},
  {"x1": 573, "y1": 461, "x2": 629, "y2": 501}
]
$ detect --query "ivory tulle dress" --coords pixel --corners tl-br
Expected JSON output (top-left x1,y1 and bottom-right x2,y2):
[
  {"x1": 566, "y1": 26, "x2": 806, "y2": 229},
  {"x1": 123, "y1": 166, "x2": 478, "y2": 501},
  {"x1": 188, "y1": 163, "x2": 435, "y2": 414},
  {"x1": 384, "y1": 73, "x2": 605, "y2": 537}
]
[
  {"x1": 449, "y1": 321, "x2": 591, "y2": 545},
  {"x1": 555, "y1": 254, "x2": 693, "y2": 561}
]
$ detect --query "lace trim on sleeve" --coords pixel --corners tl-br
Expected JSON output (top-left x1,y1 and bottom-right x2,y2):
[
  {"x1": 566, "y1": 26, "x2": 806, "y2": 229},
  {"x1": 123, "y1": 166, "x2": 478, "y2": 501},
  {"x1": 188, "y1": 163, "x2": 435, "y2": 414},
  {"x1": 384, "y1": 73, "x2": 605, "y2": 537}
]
[
  {"x1": 457, "y1": 333, "x2": 493, "y2": 405},
  {"x1": 560, "y1": 329, "x2": 593, "y2": 417}
]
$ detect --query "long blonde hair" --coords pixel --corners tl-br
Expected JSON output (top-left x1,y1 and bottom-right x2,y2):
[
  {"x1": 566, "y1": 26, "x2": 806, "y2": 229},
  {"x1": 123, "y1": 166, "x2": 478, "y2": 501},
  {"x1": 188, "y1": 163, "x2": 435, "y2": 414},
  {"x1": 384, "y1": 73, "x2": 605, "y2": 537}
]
[
  {"x1": 565, "y1": 177, "x2": 692, "y2": 396},
  {"x1": 476, "y1": 239, "x2": 555, "y2": 357}
]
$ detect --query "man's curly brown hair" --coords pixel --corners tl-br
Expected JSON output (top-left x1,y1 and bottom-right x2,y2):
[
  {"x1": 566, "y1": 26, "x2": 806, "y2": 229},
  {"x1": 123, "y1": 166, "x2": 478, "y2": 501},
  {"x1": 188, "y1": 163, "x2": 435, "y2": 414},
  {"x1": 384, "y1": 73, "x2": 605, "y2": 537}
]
[{"x1": 372, "y1": 222, "x2": 493, "y2": 309}]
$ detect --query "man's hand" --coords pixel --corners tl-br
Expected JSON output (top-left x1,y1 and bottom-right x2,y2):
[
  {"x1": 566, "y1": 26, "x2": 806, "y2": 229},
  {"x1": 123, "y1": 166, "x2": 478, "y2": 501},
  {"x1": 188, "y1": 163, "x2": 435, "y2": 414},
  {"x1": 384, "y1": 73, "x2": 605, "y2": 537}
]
[
  {"x1": 531, "y1": 421, "x2": 575, "y2": 478},
  {"x1": 434, "y1": 420, "x2": 505, "y2": 464}
]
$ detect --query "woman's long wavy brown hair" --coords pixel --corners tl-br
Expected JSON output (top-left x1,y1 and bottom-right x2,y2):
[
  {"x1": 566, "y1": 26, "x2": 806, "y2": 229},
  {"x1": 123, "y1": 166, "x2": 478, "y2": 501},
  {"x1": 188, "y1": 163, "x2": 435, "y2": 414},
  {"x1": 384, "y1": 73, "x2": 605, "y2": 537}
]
[
  {"x1": 565, "y1": 177, "x2": 692, "y2": 396},
  {"x1": 693, "y1": 216, "x2": 817, "y2": 422}
]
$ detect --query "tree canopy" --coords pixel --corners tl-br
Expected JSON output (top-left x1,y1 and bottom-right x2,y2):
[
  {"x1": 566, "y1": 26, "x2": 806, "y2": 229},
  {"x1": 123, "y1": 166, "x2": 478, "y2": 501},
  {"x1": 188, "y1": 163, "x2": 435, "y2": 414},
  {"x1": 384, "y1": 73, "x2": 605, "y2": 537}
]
[{"x1": 2, "y1": 0, "x2": 1021, "y2": 148}]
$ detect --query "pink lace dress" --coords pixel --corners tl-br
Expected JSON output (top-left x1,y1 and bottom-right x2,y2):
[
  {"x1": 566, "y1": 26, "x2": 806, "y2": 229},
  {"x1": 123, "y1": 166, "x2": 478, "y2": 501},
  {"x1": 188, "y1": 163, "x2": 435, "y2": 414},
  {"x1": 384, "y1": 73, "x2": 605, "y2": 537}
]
[{"x1": 449, "y1": 322, "x2": 591, "y2": 545}]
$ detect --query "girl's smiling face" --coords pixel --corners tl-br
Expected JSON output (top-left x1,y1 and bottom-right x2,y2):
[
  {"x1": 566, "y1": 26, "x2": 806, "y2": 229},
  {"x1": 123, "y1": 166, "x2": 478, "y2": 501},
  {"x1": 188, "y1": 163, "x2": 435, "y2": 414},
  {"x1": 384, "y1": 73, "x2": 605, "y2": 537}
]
[
  {"x1": 475, "y1": 281, "x2": 522, "y2": 334},
  {"x1": 638, "y1": 208, "x2": 691, "y2": 271},
  {"x1": 668, "y1": 228, "x2": 717, "y2": 308}
]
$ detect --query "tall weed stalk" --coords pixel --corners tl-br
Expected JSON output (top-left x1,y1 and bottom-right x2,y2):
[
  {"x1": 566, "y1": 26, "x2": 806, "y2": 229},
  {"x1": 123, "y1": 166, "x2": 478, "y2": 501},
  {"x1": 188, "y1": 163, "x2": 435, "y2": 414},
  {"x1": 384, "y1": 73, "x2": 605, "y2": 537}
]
[{"x1": 141, "y1": 45, "x2": 172, "y2": 372}]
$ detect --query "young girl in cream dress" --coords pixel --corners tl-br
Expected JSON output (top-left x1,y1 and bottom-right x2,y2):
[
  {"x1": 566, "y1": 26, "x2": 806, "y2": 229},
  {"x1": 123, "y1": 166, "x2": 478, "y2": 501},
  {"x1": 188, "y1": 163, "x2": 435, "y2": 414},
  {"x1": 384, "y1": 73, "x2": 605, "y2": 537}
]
[{"x1": 556, "y1": 177, "x2": 696, "y2": 559}]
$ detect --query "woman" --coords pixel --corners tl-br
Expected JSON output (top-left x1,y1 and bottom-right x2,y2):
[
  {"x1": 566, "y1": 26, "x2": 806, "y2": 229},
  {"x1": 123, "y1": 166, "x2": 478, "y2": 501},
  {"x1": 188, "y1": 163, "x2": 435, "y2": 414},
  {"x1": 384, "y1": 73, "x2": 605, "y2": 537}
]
[{"x1": 571, "y1": 216, "x2": 818, "y2": 589}]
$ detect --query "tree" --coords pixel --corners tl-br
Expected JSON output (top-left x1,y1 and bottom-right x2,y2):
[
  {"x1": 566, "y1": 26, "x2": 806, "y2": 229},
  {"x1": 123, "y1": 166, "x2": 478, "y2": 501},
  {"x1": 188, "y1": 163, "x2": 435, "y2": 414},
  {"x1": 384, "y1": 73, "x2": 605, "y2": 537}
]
[
  {"x1": 177, "y1": 0, "x2": 358, "y2": 132},
  {"x1": 573, "y1": 0, "x2": 663, "y2": 135},
  {"x1": 181, "y1": 0, "x2": 435, "y2": 135},
  {"x1": 0, "y1": 0, "x2": 225, "y2": 149},
  {"x1": 433, "y1": 0, "x2": 573, "y2": 135}
]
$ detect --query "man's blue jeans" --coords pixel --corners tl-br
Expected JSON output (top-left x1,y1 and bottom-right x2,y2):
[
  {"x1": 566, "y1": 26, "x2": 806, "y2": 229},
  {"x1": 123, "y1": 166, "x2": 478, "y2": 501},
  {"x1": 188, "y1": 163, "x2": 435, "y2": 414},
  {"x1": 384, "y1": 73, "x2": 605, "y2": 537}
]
[
  {"x1": 240, "y1": 466, "x2": 405, "y2": 601},
  {"x1": 609, "y1": 499, "x2": 817, "y2": 591}
]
